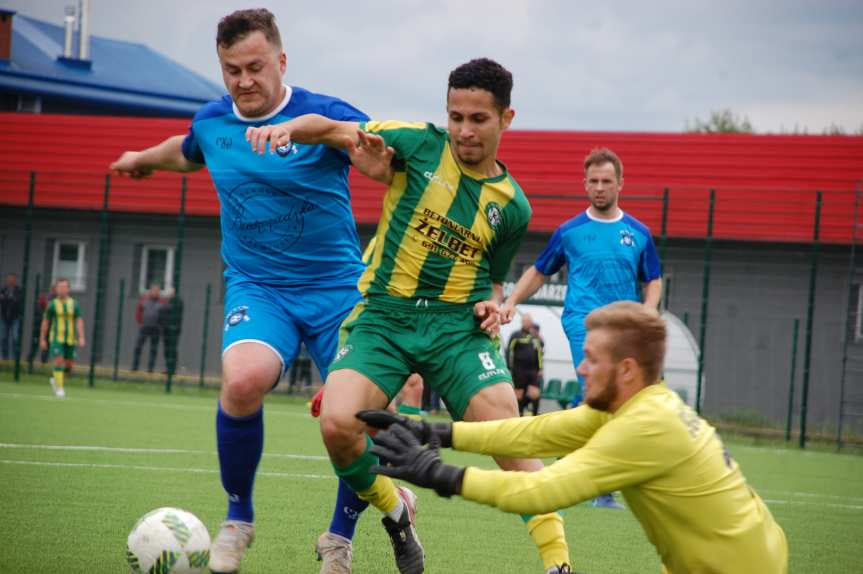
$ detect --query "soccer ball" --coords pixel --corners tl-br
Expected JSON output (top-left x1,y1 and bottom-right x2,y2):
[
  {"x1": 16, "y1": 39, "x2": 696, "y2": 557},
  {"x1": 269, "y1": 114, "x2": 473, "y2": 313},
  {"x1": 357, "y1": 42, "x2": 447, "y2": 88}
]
[{"x1": 126, "y1": 507, "x2": 210, "y2": 573}]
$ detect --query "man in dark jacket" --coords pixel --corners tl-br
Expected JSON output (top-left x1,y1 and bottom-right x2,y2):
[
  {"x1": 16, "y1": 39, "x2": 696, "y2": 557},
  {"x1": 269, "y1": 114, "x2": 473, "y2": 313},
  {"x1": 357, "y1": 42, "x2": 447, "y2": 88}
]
[
  {"x1": 133, "y1": 283, "x2": 163, "y2": 372},
  {"x1": 0, "y1": 273, "x2": 24, "y2": 360},
  {"x1": 158, "y1": 287, "x2": 183, "y2": 376}
]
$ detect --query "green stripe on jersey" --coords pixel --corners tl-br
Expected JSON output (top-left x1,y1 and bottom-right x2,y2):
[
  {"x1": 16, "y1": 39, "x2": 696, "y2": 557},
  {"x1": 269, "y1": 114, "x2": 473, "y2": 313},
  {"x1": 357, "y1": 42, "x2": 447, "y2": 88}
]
[{"x1": 360, "y1": 121, "x2": 531, "y2": 303}]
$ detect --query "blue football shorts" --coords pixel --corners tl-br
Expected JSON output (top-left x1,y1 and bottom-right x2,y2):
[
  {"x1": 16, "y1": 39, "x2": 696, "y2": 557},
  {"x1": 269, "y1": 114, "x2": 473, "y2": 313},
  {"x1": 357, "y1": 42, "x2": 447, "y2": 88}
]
[
  {"x1": 222, "y1": 273, "x2": 362, "y2": 380},
  {"x1": 562, "y1": 317, "x2": 587, "y2": 407}
]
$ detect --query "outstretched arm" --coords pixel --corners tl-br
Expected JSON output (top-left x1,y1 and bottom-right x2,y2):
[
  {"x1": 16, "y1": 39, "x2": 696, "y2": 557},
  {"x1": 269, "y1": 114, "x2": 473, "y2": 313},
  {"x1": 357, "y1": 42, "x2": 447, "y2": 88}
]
[
  {"x1": 452, "y1": 406, "x2": 606, "y2": 458},
  {"x1": 368, "y1": 420, "x2": 626, "y2": 514},
  {"x1": 460, "y1": 450, "x2": 609, "y2": 515},
  {"x1": 642, "y1": 278, "x2": 663, "y2": 310},
  {"x1": 110, "y1": 135, "x2": 203, "y2": 179},
  {"x1": 500, "y1": 266, "x2": 549, "y2": 323},
  {"x1": 360, "y1": 405, "x2": 607, "y2": 459},
  {"x1": 245, "y1": 116, "x2": 395, "y2": 185},
  {"x1": 370, "y1": 410, "x2": 677, "y2": 515},
  {"x1": 345, "y1": 130, "x2": 395, "y2": 186},
  {"x1": 246, "y1": 114, "x2": 361, "y2": 153}
]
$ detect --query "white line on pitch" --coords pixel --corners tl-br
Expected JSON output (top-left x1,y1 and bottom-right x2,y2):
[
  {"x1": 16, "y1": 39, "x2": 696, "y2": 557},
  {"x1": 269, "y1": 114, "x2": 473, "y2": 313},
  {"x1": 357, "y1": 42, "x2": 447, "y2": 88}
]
[
  {"x1": 0, "y1": 459, "x2": 334, "y2": 480},
  {"x1": 759, "y1": 488, "x2": 863, "y2": 504},
  {"x1": 762, "y1": 498, "x2": 863, "y2": 511},
  {"x1": 0, "y1": 442, "x2": 328, "y2": 461},
  {"x1": 0, "y1": 392, "x2": 308, "y2": 417},
  {"x1": 2, "y1": 459, "x2": 860, "y2": 510}
]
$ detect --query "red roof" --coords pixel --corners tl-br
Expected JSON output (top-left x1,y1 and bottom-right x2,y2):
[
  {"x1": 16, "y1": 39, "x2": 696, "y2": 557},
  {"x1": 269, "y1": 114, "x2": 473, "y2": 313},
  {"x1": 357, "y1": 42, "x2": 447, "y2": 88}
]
[{"x1": 1, "y1": 113, "x2": 862, "y2": 244}]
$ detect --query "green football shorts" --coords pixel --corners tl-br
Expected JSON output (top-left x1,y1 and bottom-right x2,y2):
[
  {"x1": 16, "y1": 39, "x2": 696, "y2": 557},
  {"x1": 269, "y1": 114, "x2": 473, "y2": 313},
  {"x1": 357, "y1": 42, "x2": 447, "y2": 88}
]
[
  {"x1": 49, "y1": 342, "x2": 76, "y2": 361},
  {"x1": 330, "y1": 295, "x2": 512, "y2": 420}
]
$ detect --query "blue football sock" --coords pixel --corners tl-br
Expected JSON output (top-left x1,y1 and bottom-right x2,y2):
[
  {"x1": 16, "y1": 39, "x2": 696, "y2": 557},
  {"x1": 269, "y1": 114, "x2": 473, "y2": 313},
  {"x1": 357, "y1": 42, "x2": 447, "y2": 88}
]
[
  {"x1": 328, "y1": 479, "x2": 369, "y2": 540},
  {"x1": 216, "y1": 402, "x2": 263, "y2": 523}
]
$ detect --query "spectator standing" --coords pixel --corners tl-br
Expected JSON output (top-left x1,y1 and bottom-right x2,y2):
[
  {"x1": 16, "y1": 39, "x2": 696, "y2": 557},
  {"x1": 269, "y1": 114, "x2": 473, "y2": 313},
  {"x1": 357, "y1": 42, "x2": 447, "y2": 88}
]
[
  {"x1": 0, "y1": 272, "x2": 23, "y2": 360},
  {"x1": 133, "y1": 283, "x2": 163, "y2": 372},
  {"x1": 158, "y1": 287, "x2": 183, "y2": 376},
  {"x1": 507, "y1": 313, "x2": 544, "y2": 416},
  {"x1": 28, "y1": 284, "x2": 54, "y2": 367}
]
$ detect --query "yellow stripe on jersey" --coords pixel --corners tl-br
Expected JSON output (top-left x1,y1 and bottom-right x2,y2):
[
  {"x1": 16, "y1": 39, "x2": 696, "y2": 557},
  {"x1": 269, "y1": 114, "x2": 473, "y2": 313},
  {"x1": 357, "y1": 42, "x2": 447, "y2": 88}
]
[
  {"x1": 365, "y1": 120, "x2": 426, "y2": 130},
  {"x1": 362, "y1": 236, "x2": 377, "y2": 265},
  {"x1": 386, "y1": 142, "x2": 462, "y2": 298},
  {"x1": 441, "y1": 176, "x2": 519, "y2": 301},
  {"x1": 56, "y1": 298, "x2": 67, "y2": 343},
  {"x1": 50, "y1": 297, "x2": 77, "y2": 344},
  {"x1": 358, "y1": 171, "x2": 408, "y2": 294},
  {"x1": 363, "y1": 120, "x2": 427, "y2": 135}
]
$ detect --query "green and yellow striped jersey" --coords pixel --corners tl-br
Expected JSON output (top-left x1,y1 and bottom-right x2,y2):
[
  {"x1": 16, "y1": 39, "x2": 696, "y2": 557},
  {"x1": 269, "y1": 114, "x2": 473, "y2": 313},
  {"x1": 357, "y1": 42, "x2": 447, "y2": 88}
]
[
  {"x1": 358, "y1": 121, "x2": 531, "y2": 304},
  {"x1": 44, "y1": 297, "x2": 81, "y2": 345}
]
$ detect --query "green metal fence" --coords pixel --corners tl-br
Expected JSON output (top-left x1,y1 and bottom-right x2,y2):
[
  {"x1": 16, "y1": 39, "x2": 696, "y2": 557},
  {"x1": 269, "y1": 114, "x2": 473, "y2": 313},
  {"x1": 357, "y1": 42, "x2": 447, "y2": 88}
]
[{"x1": 1, "y1": 170, "x2": 861, "y2": 449}]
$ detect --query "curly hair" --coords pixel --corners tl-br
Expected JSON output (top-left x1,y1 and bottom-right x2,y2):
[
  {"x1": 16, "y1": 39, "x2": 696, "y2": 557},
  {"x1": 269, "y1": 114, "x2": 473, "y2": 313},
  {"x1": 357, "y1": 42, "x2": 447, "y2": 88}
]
[
  {"x1": 217, "y1": 8, "x2": 282, "y2": 49},
  {"x1": 448, "y1": 58, "x2": 513, "y2": 111}
]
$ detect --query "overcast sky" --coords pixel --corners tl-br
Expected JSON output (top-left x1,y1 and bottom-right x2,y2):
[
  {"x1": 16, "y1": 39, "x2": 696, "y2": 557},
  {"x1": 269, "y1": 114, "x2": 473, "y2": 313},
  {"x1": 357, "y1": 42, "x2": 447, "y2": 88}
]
[{"x1": 6, "y1": 0, "x2": 863, "y2": 133}]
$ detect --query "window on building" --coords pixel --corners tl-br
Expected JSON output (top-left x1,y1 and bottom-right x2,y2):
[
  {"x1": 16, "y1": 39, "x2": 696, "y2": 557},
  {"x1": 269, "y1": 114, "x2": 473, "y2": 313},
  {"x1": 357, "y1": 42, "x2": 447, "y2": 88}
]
[
  {"x1": 52, "y1": 240, "x2": 86, "y2": 291},
  {"x1": 139, "y1": 246, "x2": 175, "y2": 294},
  {"x1": 16, "y1": 94, "x2": 42, "y2": 113}
]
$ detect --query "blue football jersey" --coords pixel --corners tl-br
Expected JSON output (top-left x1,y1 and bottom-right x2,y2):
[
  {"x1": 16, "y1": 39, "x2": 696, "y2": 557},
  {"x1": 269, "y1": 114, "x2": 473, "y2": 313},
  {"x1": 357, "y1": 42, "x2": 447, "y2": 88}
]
[
  {"x1": 182, "y1": 85, "x2": 367, "y2": 287},
  {"x1": 534, "y1": 210, "x2": 661, "y2": 332}
]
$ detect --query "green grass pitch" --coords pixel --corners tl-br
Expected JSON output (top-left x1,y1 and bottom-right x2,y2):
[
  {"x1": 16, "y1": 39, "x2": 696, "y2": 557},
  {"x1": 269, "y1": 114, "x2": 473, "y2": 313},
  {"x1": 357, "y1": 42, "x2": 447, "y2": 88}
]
[{"x1": 1, "y1": 374, "x2": 861, "y2": 573}]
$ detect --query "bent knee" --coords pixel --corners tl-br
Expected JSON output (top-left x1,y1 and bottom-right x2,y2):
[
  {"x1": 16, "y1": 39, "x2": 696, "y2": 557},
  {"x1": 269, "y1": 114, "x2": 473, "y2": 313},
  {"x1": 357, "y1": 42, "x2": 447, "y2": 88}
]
[
  {"x1": 321, "y1": 402, "x2": 366, "y2": 451},
  {"x1": 320, "y1": 408, "x2": 365, "y2": 448},
  {"x1": 221, "y1": 368, "x2": 274, "y2": 411}
]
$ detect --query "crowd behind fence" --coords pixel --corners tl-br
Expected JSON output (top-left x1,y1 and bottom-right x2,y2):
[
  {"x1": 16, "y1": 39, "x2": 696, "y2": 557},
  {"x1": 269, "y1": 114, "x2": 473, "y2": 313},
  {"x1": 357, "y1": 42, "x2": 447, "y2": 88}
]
[{"x1": 0, "y1": 170, "x2": 861, "y2": 450}]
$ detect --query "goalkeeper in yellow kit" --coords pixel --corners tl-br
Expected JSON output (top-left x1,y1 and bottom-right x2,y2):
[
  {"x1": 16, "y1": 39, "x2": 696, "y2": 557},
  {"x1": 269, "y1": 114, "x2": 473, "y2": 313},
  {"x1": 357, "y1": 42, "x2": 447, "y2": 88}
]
[{"x1": 360, "y1": 301, "x2": 788, "y2": 573}]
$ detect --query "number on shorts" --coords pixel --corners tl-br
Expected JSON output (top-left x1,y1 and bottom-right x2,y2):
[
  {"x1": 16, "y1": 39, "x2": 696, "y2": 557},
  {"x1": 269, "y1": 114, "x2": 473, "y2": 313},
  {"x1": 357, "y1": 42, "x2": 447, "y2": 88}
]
[{"x1": 478, "y1": 351, "x2": 496, "y2": 370}]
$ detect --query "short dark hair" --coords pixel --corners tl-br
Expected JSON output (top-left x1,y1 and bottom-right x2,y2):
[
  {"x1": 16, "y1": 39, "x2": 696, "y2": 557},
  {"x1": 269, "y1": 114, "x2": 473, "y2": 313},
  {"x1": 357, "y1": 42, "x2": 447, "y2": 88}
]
[
  {"x1": 584, "y1": 147, "x2": 623, "y2": 181},
  {"x1": 217, "y1": 8, "x2": 282, "y2": 49},
  {"x1": 55, "y1": 277, "x2": 70, "y2": 286},
  {"x1": 448, "y1": 58, "x2": 513, "y2": 111}
]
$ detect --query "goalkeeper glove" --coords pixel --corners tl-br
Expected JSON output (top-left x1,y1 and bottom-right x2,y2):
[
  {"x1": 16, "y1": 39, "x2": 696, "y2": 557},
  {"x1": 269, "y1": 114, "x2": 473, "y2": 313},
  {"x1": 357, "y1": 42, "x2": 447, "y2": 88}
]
[
  {"x1": 356, "y1": 409, "x2": 453, "y2": 448},
  {"x1": 370, "y1": 424, "x2": 464, "y2": 498}
]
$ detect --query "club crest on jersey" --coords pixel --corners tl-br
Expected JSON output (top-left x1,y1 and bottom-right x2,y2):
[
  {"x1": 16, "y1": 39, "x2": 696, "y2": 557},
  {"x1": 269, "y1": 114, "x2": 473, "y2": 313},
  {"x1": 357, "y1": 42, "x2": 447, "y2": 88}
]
[
  {"x1": 620, "y1": 229, "x2": 635, "y2": 246},
  {"x1": 334, "y1": 344, "x2": 353, "y2": 362},
  {"x1": 224, "y1": 306, "x2": 251, "y2": 331},
  {"x1": 275, "y1": 142, "x2": 298, "y2": 157},
  {"x1": 486, "y1": 202, "x2": 502, "y2": 230}
]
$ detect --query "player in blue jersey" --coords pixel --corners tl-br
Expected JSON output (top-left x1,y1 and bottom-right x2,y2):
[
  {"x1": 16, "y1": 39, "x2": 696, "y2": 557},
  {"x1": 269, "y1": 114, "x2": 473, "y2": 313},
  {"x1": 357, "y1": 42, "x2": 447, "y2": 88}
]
[
  {"x1": 110, "y1": 9, "x2": 395, "y2": 574},
  {"x1": 501, "y1": 147, "x2": 662, "y2": 509}
]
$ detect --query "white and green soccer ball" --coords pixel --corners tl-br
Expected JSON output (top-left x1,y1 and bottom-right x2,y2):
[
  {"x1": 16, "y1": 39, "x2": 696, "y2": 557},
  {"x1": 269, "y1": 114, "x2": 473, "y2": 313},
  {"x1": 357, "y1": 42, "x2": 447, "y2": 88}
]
[{"x1": 126, "y1": 507, "x2": 210, "y2": 573}]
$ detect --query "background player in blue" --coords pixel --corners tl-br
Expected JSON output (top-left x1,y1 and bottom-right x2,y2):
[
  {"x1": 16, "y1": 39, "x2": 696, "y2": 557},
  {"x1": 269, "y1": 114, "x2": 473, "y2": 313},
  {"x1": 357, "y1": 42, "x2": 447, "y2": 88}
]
[
  {"x1": 501, "y1": 147, "x2": 662, "y2": 509},
  {"x1": 109, "y1": 9, "x2": 389, "y2": 573}
]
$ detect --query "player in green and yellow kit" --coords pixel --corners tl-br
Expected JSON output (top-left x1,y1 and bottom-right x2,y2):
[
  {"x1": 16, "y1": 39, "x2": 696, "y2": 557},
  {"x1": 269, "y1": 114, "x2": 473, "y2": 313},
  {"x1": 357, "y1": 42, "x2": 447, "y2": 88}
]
[
  {"x1": 362, "y1": 301, "x2": 788, "y2": 574},
  {"x1": 39, "y1": 278, "x2": 85, "y2": 398},
  {"x1": 246, "y1": 58, "x2": 570, "y2": 574}
]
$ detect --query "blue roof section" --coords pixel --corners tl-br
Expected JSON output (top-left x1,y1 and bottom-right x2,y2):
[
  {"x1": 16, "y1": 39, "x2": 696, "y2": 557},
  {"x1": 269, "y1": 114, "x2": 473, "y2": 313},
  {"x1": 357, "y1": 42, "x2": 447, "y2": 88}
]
[{"x1": 0, "y1": 14, "x2": 225, "y2": 116}]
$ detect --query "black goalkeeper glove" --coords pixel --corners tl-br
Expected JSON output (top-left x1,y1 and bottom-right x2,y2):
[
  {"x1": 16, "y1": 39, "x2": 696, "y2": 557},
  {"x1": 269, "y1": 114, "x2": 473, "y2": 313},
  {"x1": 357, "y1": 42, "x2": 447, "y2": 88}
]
[
  {"x1": 370, "y1": 424, "x2": 465, "y2": 498},
  {"x1": 356, "y1": 409, "x2": 453, "y2": 448}
]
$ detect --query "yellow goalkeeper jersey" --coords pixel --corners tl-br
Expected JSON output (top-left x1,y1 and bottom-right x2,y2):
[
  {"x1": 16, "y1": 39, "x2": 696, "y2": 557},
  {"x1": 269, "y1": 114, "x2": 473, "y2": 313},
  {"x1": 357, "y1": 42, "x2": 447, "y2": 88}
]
[{"x1": 453, "y1": 383, "x2": 787, "y2": 574}]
